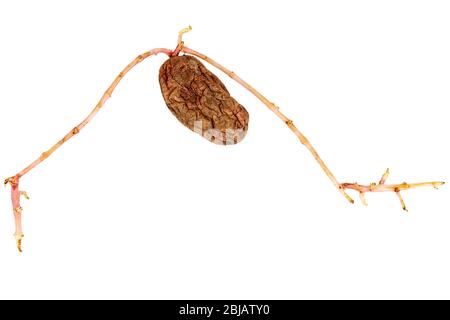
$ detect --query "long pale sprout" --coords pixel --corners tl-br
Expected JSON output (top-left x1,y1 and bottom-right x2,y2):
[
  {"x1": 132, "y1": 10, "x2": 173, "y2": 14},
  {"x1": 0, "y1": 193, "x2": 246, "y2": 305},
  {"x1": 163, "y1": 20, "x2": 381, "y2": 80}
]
[
  {"x1": 4, "y1": 48, "x2": 172, "y2": 252},
  {"x1": 179, "y1": 32, "x2": 443, "y2": 211}
]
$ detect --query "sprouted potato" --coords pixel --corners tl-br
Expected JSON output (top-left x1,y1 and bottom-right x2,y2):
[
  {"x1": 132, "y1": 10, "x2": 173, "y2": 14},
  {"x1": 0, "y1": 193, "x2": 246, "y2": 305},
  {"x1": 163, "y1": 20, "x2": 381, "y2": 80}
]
[{"x1": 4, "y1": 27, "x2": 444, "y2": 252}]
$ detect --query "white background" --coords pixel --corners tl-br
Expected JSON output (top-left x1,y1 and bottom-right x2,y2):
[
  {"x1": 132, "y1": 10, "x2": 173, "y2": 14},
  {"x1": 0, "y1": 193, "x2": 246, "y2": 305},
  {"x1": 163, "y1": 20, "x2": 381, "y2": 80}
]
[{"x1": 0, "y1": 0, "x2": 449, "y2": 299}]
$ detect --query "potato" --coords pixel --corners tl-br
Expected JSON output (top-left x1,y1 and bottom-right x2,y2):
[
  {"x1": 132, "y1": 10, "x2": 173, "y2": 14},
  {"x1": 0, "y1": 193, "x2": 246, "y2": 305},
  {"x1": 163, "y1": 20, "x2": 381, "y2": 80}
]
[{"x1": 159, "y1": 55, "x2": 249, "y2": 145}]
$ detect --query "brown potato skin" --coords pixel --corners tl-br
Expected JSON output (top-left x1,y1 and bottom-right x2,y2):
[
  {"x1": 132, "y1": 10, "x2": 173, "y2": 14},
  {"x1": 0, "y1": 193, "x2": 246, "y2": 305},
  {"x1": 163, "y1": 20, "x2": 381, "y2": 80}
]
[{"x1": 159, "y1": 55, "x2": 249, "y2": 145}]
